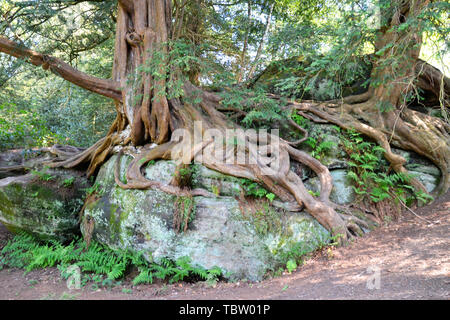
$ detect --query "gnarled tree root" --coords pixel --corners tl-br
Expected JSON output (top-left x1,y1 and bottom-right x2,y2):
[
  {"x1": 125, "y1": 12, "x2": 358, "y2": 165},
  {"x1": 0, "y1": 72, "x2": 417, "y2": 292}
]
[
  {"x1": 289, "y1": 95, "x2": 449, "y2": 197},
  {"x1": 46, "y1": 78, "x2": 449, "y2": 244}
]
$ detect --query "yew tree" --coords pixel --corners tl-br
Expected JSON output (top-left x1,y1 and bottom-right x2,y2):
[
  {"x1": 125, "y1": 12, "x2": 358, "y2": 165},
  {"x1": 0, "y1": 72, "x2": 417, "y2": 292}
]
[{"x1": 0, "y1": 0, "x2": 448, "y2": 242}]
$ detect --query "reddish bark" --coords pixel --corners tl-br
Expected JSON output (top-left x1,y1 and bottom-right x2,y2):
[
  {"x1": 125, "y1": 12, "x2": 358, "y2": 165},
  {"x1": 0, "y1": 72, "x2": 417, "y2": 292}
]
[{"x1": 0, "y1": 37, "x2": 122, "y2": 101}]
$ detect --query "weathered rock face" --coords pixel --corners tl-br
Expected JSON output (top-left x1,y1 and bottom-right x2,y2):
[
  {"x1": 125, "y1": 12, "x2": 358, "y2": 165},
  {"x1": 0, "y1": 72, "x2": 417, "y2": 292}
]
[
  {"x1": 191, "y1": 165, "x2": 242, "y2": 197},
  {"x1": 0, "y1": 149, "x2": 53, "y2": 179},
  {"x1": 392, "y1": 148, "x2": 441, "y2": 193},
  {"x1": 83, "y1": 154, "x2": 330, "y2": 281},
  {"x1": 305, "y1": 169, "x2": 356, "y2": 205},
  {"x1": 0, "y1": 168, "x2": 90, "y2": 241},
  {"x1": 251, "y1": 55, "x2": 372, "y2": 100},
  {"x1": 298, "y1": 123, "x2": 357, "y2": 205}
]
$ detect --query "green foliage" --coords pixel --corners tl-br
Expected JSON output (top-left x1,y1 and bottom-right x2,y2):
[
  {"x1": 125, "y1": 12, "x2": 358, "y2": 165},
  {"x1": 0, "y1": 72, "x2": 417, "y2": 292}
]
[
  {"x1": 31, "y1": 168, "x2": 55, "y2": 182},
  {"x1": 239, "y1": 178, "x2": 271, "y2": 198},
  {"x1": 308, "y1": 190, "x2": 320, "y2": 197},
  {"x1": 1, "y1": 0, "x2": 116, "y2": 148},
  {"x1": 314, "y1": 140, "x2": 337, "y2": 160},
  {"x1": 135, "y1": 40, "x2": 206, "y2": 101},
  {"x1": 0, "y1": 233, "x2": 223, "y2": 286},
  {"x1": 0, "y1": 103, "x2": 63, "y2": 151},
  {"x1": 83, "y1": 182, "x2": 105, "y2": 196},
  {"x1": 62, "y1": 177, "x2": 75, "y2": 188},
  {"x1": 219, "y1": 85, "x2": 286, "y2": 128},
  {"x1": 268, "y1": 30, "x2": 373, "y2": 100},
  {"x1": 414, "y1": 189, "x2": 434, "y2": 206},
  {"x1": 211, "y1": 184, "x2": 220, "y2": 196},
  {"x1": 341, "y1": 129, "x2": 433, "y2": 206},
  {"x1": 305, "y1": 135, "x2": 337, "y2": 160},
  {"x1": 286, "y1": 259, "x2": 297, "y2": 273},
  {"x1": 238, "y1": 179, "x2": 276, "y2": 202},
  {"x1": 291, "y1": 112, "x2": 310, "y2": 130},
  {"x1": 132, "y1": 256, "x2": 222, "y2": 286},
  {"x1": 1, "y1": 0, "x2": 447, "y2": 153},
  {"x1": 265, "y1": 193, "x2": 276, "y2": 202},
  {"x1": 174, "y1": 195, "x2": 196, "y2": 232},
  {"x1": 292, "y1": 112, "x2": 339, "y2": 161},
  {"x1": 178, "y1": 166, "x2": 193, "y2": 178}
]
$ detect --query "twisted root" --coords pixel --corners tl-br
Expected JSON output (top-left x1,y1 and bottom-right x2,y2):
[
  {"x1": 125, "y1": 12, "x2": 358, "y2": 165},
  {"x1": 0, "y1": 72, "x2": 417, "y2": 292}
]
[
  {"x1": 46, "y1": 82, "x2": 449, "y2": 243},
  {"x1": 289, "y1": 99, "x2": 449, "y2": 196}
]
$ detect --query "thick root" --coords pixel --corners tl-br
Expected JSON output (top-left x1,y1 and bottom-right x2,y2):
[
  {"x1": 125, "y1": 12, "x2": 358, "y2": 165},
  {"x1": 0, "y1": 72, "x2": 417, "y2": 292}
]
[
  {"x1": 45, "y1": 80, "x2": 450, "y2": 245},
  {"x1": 291, "y1": 99, "x2": 449, "y2": 196},
  {"x1": 113, "y1": 146, "x2": 214, "y2": 197}
]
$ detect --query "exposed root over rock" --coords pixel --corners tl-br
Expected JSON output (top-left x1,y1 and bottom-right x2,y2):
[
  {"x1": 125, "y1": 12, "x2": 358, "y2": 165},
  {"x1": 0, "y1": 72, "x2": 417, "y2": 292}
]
[
  {"x1": 3, "y1": 67, "x2": 447, "y2": 245},
  {"x1": 289, "y1": 94, "x2": 449, "y2": 196},
  {"x1": 1, "y1": 0, "x2": 446, "y2": 246},
  {"x1": 17, "y1": 60, "x2": 446, "y2": 245}
]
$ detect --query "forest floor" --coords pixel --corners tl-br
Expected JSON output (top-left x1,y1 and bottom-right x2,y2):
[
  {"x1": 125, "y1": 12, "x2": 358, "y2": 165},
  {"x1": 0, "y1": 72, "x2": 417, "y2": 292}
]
[{"x1": 0, "y1": 191, "x2": 448, "y2": 300}]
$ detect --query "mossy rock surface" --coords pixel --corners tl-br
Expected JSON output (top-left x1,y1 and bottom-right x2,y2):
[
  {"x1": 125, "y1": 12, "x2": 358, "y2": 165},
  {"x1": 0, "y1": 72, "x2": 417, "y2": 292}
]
[
  {"x1": 0, "y1": 168, "x2": 90, "y2": 241},
  {"x1": 252, "y1": 55, "x2": 372, "y2": 100},
  {"x1": 83, "y1": 154, "x2": 331, "y2": 281},
  {"x1": 304, "y1": 169, "x2": 356, "y2": 205},
  {"x1": 191, "y1": 164, "x2": 243, "y2": 197}
]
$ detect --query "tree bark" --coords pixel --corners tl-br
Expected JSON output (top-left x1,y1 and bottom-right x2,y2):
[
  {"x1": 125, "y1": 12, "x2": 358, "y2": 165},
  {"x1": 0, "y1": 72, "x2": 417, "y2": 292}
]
[
  {"x1": 293, "y1": 0, "x2": 450, "y2": 195},
  {"x1": 113, "y1": 0, "x2": 172, "y2": 146},
  {"x1": 247, "y1": 3, "x2": 274, "y2": 80},
  {"x1": 0, "y1": 36, "x2": 122, "y2": 101}
]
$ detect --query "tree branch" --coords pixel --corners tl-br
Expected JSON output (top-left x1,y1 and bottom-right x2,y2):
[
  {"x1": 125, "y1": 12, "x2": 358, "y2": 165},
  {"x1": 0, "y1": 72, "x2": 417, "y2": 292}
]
[
  {"x1": 247, "y1": 2, "x2": 274, "y2": 80},
  {"x1": 0, "y1": 36, "x2": 122, "y2": 101}
]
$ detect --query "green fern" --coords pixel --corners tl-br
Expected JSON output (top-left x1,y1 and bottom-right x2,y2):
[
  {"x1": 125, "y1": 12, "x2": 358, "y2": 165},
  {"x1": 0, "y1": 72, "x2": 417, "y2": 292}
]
[
  {"x1": 341, "y1": 129, "x2": 432, "y2": 208},
  {"x1": 1, "y1": 233, "x2": 223, "y2": 287},
  {"x1": 133, "y1": 269, "x2": 154, "y2": 285}
]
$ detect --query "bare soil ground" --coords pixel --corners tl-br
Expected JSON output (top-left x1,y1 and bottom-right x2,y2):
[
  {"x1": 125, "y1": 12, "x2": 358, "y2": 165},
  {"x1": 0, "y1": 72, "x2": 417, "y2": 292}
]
[{"x1": 0, "y1": 192, "x2": 448, "y2": 300}]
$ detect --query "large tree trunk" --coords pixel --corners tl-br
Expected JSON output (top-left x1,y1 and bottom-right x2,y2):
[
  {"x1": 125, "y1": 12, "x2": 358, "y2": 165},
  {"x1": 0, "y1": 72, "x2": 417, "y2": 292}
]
[
  {"x1": 365, "y1": 0, "x2": 449, "y2": 194},
  {"x1": 114, "y1": 0, "x2": 172, "y2": 146},
  {"x1": 100, "y1": 1, "x2": 355, "y2": 241}
]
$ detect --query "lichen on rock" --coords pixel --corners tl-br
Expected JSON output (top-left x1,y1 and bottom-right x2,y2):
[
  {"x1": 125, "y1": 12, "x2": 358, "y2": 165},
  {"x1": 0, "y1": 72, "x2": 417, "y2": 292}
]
[{"x1": 82, "y1": 154, "x2": 331, "y2": 281}]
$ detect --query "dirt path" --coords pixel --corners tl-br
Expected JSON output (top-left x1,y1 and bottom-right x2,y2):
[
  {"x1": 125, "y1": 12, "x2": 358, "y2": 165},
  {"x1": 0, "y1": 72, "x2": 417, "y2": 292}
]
[{"x1": 0, "y1": 192, "x2": 448, "y2": 300}]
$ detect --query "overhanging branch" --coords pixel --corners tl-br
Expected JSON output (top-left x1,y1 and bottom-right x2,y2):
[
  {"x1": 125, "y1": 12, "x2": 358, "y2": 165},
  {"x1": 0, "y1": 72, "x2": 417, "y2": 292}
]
[{"x1": 0, "y1": 36, "x2": 122, "y2": 101}]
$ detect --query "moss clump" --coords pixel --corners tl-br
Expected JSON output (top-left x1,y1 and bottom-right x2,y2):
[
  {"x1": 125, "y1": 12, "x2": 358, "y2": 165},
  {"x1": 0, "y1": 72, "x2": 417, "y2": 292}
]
[{"x1": 241, "y1": 203, "x2": 284, "y2": 237}]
